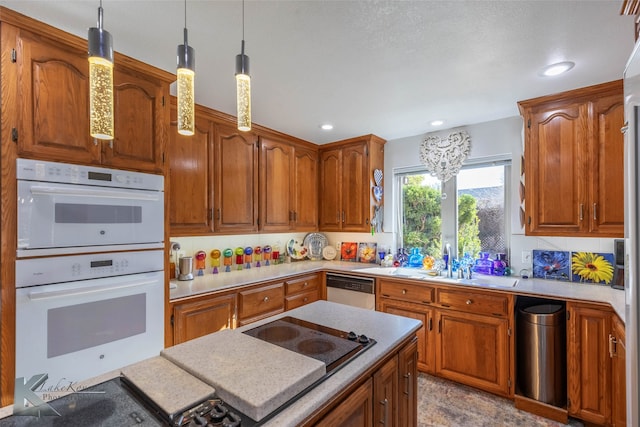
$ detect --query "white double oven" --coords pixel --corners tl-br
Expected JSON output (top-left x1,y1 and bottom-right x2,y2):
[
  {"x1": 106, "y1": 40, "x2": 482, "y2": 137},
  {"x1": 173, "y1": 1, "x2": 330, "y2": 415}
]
[{"x1": 15, "y1": 158, "x2": 165, "y2": 388}]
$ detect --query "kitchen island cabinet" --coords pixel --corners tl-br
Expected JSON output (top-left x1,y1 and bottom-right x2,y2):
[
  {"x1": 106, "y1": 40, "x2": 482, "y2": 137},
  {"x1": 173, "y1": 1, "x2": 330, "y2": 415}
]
[{"x1": 518, "y1": 80, "x2": 624, "y2": 237}]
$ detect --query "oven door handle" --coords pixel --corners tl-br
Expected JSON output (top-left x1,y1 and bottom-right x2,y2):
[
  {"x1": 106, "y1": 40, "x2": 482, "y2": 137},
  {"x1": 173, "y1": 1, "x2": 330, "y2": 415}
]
[
  {"x1": 29, "y1": 185, "x2": 161, "y2": 201},
  {"x1": 28, "y1": 279, "x2": 158, "y2": 300}
]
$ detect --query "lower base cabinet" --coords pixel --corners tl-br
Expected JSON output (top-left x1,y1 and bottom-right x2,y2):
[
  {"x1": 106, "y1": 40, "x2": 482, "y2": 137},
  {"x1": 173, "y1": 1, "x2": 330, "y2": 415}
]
[
  {"x1": 314, "y1": 336, "x2": 418, "y2": 427},
  {"x1": 315, "y1": 378, "x2": 373, "y2": 427},
  {"x1": 172, "y1": 293, "x2": 236, "y2": 344},
  {"x1": 611, "y1": 314, "x2": 626, "y2": 427}
]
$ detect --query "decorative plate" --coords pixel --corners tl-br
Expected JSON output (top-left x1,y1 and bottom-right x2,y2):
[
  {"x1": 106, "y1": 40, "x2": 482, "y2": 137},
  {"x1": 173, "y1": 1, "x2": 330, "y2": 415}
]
[
  {"x1": 286, "y1": 238, "x2": 307, "y2": 260},
  {"x1": 303, "y1": 232, "x2": 328, "y2": 261},
  {"x1": 322, "y1": 246, "x2": 337, "y2": 260}
]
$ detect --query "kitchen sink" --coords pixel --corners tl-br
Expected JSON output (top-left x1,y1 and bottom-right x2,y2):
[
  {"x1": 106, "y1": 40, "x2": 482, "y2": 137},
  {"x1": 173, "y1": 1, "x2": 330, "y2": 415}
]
[{"x1": 355, "y1": 266, "x2": 518, "y2": 288}]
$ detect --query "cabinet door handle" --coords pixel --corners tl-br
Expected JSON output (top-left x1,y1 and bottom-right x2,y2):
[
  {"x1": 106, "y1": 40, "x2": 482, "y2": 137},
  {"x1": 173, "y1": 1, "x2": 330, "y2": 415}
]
[
  {"x1": 438, "y1": 319, "x2": 441, "y2": 333},
  {"x1": 342, "y1": 211, "x2": 345, "y2": 223},
  {"x1": 380, "y1": 398, "x2": 388, "y2": 425},
  {"x1": 303, "y1": 282, "x2": 308, "y2": 287},
  {"x1": 593, "y1": 203, "x2": 597, "y2": 220},
  {"x1": 263, "y1": 296, "x2": 269, "y2": 302},
  {"x1": 579, "y1": 204, "x2": 584, "y2": 221},
  {"x1": 428, "y1": 318, "x2": 433, "y2": 331},
  {"x1": 303, "y1": 297, "x2": 308, "y2": 302},
  {"x1": 402, "y1": 289, "x2": 407, "y2": 295},
  {"x1": 621, "y1": 122, "x2": 629, "y2": 134},
  {"x1": 403, "y1": 372, "x2": 411, "y2": 396},
  {"x1": 609, "y1": 333, "x2": 617, "y2": 358},
  {"x1": 466, "y1": 299, "x2": 473, "y2": 305}
]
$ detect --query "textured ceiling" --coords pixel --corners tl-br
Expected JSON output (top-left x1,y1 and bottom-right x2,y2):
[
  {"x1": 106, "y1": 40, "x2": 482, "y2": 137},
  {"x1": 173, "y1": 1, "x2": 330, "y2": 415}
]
[{"x1": 2, "y1": 0, "x2": 636, "y2": 144}]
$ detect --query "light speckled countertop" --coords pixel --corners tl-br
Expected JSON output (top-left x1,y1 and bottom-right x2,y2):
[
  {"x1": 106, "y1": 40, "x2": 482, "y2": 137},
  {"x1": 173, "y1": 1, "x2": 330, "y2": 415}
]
[{"x1": 171, "y1": 260, "x2": 626, "y2": 322}]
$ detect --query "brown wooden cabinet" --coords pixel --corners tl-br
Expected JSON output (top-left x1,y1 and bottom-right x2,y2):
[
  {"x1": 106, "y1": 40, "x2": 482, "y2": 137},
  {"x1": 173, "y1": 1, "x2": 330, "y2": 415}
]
[
  {"x1": 318, "y1": 135, "x2": 385, "y2": 232},
  {"x1": 237, "y1": 282, "x2": 285, "y2": 326},
  {"x1": 315, "y1": 378, "x2": 373, "y2": 427},
  {"x1": 377, "y1": 279, "x2": 513, "y2": 398},
  {"x1": 6, "y1": 22, "x2": 170, "y2": 174},
  {"x1": 436, "y1": 309, "x2": 510, "y2": 397},
  {"x1": 172, "y1": 293, "x2": 236, "y2": 345},
  {"x1": 398, "y1": 337, "x2": 418, "y2": 427},
  {"x1": 373, "y1": 355, "x2": 399, "y2": 427},
  {"x1": 285, "y1": 274, "x2": 320, "y2": 310},
  {"x1": 610, "y1": 314, "x2": 626, "y2": 427},
  {"x1": 214, "y1": 123, "x2": 259, "y2": 234},
  {"x1": 168, "y1": 101, "x2": 215, "y2": 235},
  {"x1": 566, "y1": 302, "x2": 612, "y2": 424},
  {"x1": 259, "y1": 136, "x2": 318, "y2": 232},
  {"x1": 518, "y1": 80, "x2": 624, "y2": 237}
]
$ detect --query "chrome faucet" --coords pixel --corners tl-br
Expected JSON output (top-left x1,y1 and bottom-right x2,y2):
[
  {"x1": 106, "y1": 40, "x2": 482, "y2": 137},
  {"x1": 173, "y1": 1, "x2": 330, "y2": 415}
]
[{"x1": 445, "y1": 243, "x2": 452, "y2": 278}]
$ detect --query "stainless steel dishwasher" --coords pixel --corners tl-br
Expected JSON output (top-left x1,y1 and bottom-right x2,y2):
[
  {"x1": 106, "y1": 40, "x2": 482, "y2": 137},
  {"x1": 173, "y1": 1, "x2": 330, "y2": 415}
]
[{"x1": 326, "y1": 273, "x2": 375, "y2": 310}]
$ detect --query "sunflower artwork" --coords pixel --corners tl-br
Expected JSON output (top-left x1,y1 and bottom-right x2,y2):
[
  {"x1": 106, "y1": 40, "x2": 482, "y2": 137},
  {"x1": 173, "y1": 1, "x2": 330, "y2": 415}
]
[{"x1": 571, "y1": 252, "x2": 614, "y2": 285}]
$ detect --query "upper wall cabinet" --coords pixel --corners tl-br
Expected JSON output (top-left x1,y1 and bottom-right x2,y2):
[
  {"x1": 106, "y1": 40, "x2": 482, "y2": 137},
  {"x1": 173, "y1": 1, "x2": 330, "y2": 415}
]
[
  {"x1": 3, "y1": 21, "x2": 171, "y2": 174},
  {"x1": 319, "y1": 135, "x2": 385, "y2": 232},
  {"x1": 518, "y1": 80, "x2": 624, "y2": 237},
  {"x1": 259, "y1": 135, "x2": 318, "y2": 232},
  {"x1": 214, "y1": 123, "x2": 259, "y2": 234},
  {"x1": 168, "y1": 100, "x2": 215, "y2": 235}
]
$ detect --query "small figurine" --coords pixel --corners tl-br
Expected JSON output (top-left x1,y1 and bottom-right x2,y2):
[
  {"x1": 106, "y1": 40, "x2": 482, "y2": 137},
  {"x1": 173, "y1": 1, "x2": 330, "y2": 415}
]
[
  {"x1": 263, "y1": 245, "x2": 272, "y2": 266},
  {"x1": 223, "y1": 248, "x2": 233, "y2": 272},
  {"x1": 210, "y1": 249, "x2": 221, "y2": 274},
  {"x1": 195, "y1": 251, "x2": 206, "y2": 276},
  {"x1": 235, "y1": 247, "x2": 245, "y2": 270},
  {"x1": 254, "y1": 246, "x2": 262, "y2": 267},
  {"x1": 244, "y1": 247, "x2": 253, "y2": 269}
]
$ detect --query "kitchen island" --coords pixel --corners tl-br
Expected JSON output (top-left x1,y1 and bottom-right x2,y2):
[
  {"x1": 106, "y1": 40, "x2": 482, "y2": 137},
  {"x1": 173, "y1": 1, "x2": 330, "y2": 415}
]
[{"x1": 0, "y1": 301, "x2": 420, "y2": 426}]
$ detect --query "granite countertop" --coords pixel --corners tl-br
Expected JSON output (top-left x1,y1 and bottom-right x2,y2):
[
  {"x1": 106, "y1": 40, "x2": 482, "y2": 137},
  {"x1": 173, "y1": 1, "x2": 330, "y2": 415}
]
[{"x1": 171, "y1": 260, "x2": 626, "y2": 322}]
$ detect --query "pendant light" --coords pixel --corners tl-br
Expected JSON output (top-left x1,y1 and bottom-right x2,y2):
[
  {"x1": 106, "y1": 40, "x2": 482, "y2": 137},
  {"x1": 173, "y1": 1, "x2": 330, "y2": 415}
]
[
  {"x1": 235, "y1": 0, "x2": 251, "y2": 132},
  {"x1": 88, "y1": 0, "x2": 114, "y2": 140},
  {"x1": 177, "y1": 0, "x2": 195, "y2": 136}
]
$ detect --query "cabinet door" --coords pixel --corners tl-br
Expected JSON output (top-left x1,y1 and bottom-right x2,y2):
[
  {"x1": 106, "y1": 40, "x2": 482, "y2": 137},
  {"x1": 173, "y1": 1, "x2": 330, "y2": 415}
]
[
  {"x1": 398, "y1": 337, "x2": 418, "y2": 427},
  {"x1": 293, "y1": 147, "x2": 318, "y2": 230},
  {"x1": 260, "y1": 137, "x2": 294, "y2": 231},
  {"x1": 316, "y1": 378, "x2": 373, "y2": 427},
  {"x1": 318, "y1": 148, "x2": 342, "y2": 230},
  {"x1": 524, "y1": 102, "x2": 589, "y2": 235},
  {"x1": 436, "y1": 310, "x2": 510, "y2": 396},
  {"x1": 105, "y1": 66, "x2": 167, "y2": 173},
  {"x1": 567, "y1": 302, "x2": 611, "y2": 424},
  {"x1": 611, "y1": 315, "x2": 626, "y2": 427},
  {"x1": 379, "y1": 298, "x2": 434, "y2": 374},
  {"x1": 341, "y1": 142, "x2": 369, "y2": 231},
  {"x1": 168, "y1": 104, "x2": 215, "y2": 235},
  {"x1": 592, "y1": 93, "x2": 624, "y2": 236},
  {"x1": 9, "y1": 26, "x2": 99, "y2": 164},
  {"x1": 172, "y1": 294, "x2": 236, "y2": 345},
  {"x1": 214, "y1": 124, "x2": 258, "y2": 233},
  {"x1": 373, "y1": 355, "x2": 398, "y2": 427}
]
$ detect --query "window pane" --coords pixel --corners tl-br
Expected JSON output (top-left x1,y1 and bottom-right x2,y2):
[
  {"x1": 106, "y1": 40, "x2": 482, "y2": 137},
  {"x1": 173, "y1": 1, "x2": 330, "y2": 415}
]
[
  {"x1": 401, "y1": 174, "x2": 442, "y2": 258},
  {"x1": 457, "y1": 165, "x2": 506, "y2": 258}
]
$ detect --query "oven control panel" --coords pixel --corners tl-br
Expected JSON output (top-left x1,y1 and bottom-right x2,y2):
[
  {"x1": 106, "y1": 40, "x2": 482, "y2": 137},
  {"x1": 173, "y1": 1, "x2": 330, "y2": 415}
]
[{"x1": 16, "y1": 250, "x2": 164, "y2": 287}]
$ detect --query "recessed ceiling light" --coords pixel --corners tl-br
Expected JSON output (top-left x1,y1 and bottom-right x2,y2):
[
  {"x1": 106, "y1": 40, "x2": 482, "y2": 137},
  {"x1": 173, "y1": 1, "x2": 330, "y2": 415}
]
[
  {"x1": 320, "y1": 124, "x2": 333, "y2": 130},
  {"x1": 540, "y1": 61, "x2": 575, "y2": 77},
  {"x1": 430, "y1": 120, "x2": 444, "y2": 126}
]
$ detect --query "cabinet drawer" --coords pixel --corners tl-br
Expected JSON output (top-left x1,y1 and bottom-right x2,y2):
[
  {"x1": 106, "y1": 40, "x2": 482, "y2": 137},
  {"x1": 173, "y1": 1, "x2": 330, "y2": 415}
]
[
  {"x1": 436, "y1": 288, "x2": 509, "y2": 316},
  {"x1": 379, "y1": 279, "x2": 434, "y2": 304},
  {"x1": 285, "y1": 274, "x2": 320, "y2": 295},
  {"x1": 238, "y1": 283, "x2": 285, "y2": 320},
  {"x1": 285, "y1": 289, "x2": 320, "y2": 310}
]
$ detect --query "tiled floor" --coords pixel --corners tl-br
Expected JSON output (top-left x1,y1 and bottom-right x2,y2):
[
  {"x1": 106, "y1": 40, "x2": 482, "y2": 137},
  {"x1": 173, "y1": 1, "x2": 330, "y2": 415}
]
[{"x1": 418, "y1": 373, "x2": 584, "y2": 427}]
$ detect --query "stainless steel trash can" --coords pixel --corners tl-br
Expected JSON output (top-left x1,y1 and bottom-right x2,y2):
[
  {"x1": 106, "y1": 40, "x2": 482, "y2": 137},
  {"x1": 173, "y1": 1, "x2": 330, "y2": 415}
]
[{"x1": 517, "y1": 304, "x2": 566, "y2": 406}]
